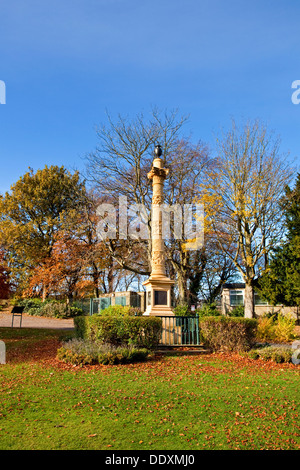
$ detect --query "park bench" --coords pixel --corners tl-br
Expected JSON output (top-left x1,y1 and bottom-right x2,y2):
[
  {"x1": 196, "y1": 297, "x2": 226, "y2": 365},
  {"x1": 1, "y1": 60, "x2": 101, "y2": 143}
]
[{"x1": 11, "y1": 306, "x2": 25, "y2": 328}]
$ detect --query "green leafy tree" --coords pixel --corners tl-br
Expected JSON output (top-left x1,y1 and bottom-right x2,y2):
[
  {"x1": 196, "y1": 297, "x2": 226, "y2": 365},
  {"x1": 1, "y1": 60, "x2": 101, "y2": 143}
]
[{"x1": 258, "y1": 173, "x2": 300, "y2": 307}]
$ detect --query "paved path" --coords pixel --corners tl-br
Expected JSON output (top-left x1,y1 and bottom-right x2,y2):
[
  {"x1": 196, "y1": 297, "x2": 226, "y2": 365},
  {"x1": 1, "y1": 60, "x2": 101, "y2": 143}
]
[{"x1": 0, "y1": 309, "x2": 74, "y2": 330}]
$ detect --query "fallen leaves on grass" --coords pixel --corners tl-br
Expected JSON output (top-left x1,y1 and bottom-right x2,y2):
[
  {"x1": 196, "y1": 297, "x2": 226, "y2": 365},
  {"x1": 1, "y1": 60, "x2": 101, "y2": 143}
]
[
  {"x1": 5, "y1": 333, "x2": 300, "y2": 376},
  {"x1": 6, "y1": 338, "x2": 62, "y2": 365},
  {"x1": 1, "y1": 330, "x2": 300, "y2": 451}
]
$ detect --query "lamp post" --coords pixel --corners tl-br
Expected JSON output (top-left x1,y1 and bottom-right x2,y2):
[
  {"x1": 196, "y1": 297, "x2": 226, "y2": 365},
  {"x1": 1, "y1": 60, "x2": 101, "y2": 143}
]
[{"x1": 143, "y1": 144, "x2": 174, "y2": 316}]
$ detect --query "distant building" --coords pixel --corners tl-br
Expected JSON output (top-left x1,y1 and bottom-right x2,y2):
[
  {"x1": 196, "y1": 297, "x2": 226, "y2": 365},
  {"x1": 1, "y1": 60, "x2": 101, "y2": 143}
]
[
  {"x1": 221, "y1": 282, "x2": 299, "y2": 319},
  {"x1": 90, "y1": 291, "x2": 146, "y2": 314}
]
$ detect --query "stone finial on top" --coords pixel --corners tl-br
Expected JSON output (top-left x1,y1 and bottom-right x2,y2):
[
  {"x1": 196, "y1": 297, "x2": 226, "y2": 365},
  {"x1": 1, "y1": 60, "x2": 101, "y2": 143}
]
[{"x1": 147, "y1": 144, "x2": 169, "y2": 180}]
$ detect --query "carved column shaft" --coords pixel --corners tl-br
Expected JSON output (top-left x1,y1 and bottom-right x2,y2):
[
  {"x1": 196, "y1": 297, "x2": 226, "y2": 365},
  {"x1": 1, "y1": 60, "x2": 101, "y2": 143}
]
[
  {"x1": 148, "y1": 158, "x2": 168, "y2": 278},
  {"x1": 143, "y1": 147, "x2": 174, "y2": 316}
]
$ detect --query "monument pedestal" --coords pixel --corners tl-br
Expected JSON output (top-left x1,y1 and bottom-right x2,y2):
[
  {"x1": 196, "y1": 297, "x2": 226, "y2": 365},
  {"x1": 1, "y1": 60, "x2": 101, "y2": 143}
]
[{"x1": 143, "y1": 275, "x2": 174, "y2": 316}]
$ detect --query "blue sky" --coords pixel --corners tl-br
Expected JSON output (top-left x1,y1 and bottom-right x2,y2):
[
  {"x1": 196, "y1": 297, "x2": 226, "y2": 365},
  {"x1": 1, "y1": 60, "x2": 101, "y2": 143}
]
[{"x1": 0, "y1": 0, "x2": 300, "y2": 194}]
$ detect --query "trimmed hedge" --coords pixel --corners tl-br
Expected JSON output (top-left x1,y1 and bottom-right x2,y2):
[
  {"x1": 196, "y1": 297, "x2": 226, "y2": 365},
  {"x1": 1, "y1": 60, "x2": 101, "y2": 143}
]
[
  {"x1": 74, "y1": 315, "x2": 162, "y2": 349},
  {"x1": 199, "y1": 316, "x2": 258, "y2": 352}
]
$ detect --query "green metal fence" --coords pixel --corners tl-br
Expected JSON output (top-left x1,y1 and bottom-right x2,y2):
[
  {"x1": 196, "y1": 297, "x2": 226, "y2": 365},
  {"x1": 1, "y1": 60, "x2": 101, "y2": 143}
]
[
  {"x1": 89, "y1": 293, "x2": 142, "y2": 315},
  {"x1": 158, "y1": 316, "x2": 200, "y2": 346},
  {"x1": 89, "y1": 297, "x2": 112, "y2": 315},
  {"x1": 87, "y1": 304, "x2": 200, "y2": 346}
]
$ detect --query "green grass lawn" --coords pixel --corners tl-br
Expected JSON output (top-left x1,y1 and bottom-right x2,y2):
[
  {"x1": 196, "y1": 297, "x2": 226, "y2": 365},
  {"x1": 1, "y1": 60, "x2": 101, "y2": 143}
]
[{"x1": 0, "y1": 327, "x2": 299, "y2": 450}]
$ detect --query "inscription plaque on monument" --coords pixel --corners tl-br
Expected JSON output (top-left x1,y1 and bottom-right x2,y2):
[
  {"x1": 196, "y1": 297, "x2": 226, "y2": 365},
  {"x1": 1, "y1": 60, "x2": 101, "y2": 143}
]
[{"x1": 154, "y1": 290, "x2": 167, "y2": 306}]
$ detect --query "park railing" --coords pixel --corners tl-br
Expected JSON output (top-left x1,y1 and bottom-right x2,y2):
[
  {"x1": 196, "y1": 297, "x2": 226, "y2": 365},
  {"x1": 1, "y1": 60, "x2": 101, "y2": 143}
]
[{"x1": 158, "y1": 315, "x2": 200, "y2": 346}]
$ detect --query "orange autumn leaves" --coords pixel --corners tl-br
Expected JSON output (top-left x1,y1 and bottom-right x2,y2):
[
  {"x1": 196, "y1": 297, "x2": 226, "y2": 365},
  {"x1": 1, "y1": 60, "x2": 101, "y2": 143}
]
[{"x1": 24, "y1": 232, "x2": 108, "y2": 299}]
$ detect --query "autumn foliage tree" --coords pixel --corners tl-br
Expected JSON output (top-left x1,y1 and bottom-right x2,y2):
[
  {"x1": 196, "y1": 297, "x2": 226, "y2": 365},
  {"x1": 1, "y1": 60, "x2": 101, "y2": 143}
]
[
  {"x1": 0, "y1": 166, "x2": 87, "y2": 299},
  {"x1": 24, "y1": 232, "x2": 90, "y2": 300},
  {"x1": 23, "y1": 191, "x2": 126, "y2": 300},
  {"x1": 201, "y1": 120, "x2": 294, "y2": 317}
]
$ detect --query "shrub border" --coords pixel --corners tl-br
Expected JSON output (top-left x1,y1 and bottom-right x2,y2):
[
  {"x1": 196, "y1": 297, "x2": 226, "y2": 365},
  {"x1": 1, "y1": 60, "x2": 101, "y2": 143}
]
[
  {"x1": 74, "y1": 315, "x2": 162, "y2": 350},
  {"x1": 199, "y1": 316, "x2": 258, "y2": 352}
]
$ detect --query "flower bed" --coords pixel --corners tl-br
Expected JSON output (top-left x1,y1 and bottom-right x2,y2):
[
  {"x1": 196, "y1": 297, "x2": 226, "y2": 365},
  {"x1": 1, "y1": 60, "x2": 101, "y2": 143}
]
[{"x1": 57, "y1": 339, "x2": 150, "y2": 365}]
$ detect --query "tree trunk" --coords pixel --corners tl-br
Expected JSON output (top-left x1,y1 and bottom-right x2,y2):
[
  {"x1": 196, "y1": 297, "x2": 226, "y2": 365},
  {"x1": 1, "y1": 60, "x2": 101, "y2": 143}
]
[
  {"x1": 42, "y1": 285, "x2": 47, "y2": 303},
  {"x1": 244, "y1": 282, "x2": 255, "y2": 318},
  {"x1": 92, "y1": 263, "x2": 100, "y2": 298},
  {"x1": 94, "y1": 285, "x2": 99, "y2": 298},
  {"x1": 107, "y1": 266, "x2": 114, "y2": 293},
  {"x1": 177, "y1": 271, "x2": 188, "y2": 305}
]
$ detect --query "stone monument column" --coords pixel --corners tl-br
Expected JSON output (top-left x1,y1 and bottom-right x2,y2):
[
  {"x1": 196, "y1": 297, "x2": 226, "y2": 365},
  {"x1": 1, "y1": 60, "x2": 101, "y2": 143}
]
[{"x1": 143, "y1": 145, "x2": 174, "y2": 316}]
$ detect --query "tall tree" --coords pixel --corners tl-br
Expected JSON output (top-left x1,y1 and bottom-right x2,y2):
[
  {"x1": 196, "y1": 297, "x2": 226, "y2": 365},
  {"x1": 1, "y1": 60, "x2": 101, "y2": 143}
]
[
  {"x1": 258, "y1": 173, "x2": 300, "y2": 308},
  {"x1": 202, "y1": 119, "x2": 294, "y2": 317},
  {"x1": 85, "y1": 109, "x2": 221, "y2": 304},
  {"x1": 0, "y1": 166, "x2": 87, "y2": 298}
]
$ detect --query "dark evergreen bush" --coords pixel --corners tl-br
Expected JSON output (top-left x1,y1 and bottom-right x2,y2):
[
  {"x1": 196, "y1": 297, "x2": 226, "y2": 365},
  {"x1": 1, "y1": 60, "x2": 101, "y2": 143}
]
[{"x1": 196, "y1": 302, "x2": 221, "y2": 318}]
